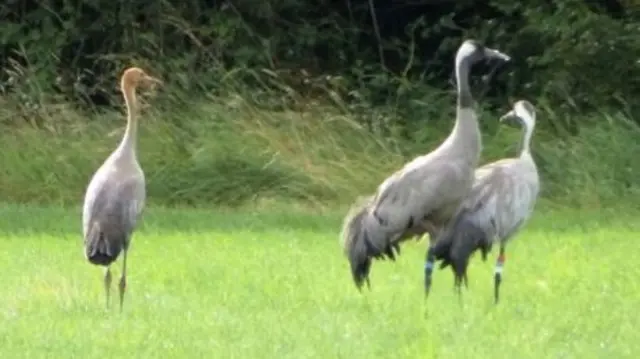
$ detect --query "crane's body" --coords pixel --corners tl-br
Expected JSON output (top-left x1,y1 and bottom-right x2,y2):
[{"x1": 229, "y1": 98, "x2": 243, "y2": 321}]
[
  {"x1": 431, "y1": 100, "x2": 540, "y2": 303},
  {"x1": 82, "y1": 67, "x2": 160, "y2": 311},
  {"x1": 341, "y1": 40, "x2": 511, "y2": 290},
  {"x1": 83, "y1": 153, "x2": 146, "y2": 265}
]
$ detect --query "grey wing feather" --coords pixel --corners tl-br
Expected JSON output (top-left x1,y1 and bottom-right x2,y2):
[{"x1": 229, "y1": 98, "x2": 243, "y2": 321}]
[
  {"x1": 83, "y1": 175, "x2": 145, "y2": 266},
  {"x1": 372, "y1": 156, "x2": 468, "y2": 230},
  {"x1": 341, "y1": 155, "x2": 471, "y2": 289},
  {"x1": 465, "y1": 160, "x2": 539, "y2": 239}
]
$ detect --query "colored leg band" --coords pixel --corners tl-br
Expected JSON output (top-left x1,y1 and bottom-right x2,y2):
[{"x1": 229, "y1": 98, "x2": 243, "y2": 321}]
[
  {"x1": 494, "y1": 264, "x2": 503, "y2": 274},
  {"x1": 425, "y1": 261, "x2": 434, "y2": 272}
]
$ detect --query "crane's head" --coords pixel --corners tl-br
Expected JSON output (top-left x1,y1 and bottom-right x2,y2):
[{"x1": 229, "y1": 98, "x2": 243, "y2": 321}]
[
  {"x1": 120, "y1": 67, "x2": 162, "y2": 91},
  {"x1": 499, "y1": 100, "x2": 536, "y2": 129},
  {"x1": 456, "y1": 39, "x2": 511, "y2": 69},
  {"x1": 451, "y1": 39, "x2": 511, "y2": 89}
]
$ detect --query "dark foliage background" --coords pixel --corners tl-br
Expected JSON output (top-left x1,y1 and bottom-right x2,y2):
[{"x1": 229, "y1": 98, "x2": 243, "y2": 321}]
[{"x1": 2, "y1": 1, "x2": 637, "y2": 117}]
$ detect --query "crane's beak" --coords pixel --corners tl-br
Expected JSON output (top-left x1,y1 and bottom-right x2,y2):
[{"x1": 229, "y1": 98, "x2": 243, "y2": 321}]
[
  {"x1": 499, "y1": 109, "x2": 525, "y2": 128},
  {"x1": 143, "y1": 75, "x2": 163, "y2": 89},
  {"x1": 480, "y1": 47, "x2": 511, "y2": 89},
  {"x1": 483, "y1": 47, "x2": 511, "y2": 63},
  {"x1": 499, "y1": 110, "x2": 515, "y2": 123}
]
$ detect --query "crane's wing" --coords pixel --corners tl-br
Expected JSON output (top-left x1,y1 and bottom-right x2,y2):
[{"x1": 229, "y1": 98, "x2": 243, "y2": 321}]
[
  {"x1": 89, "y1": 176, "x2": 145, "y2": 235},
  {"x1": 83, "y1": 173, "x2": 146, "y2": 264},
  {"x1": 341, "y1": 155, "x2": 467, "y2": 289},
  {"x1": 432, "y1": 159, "x2": 539, "y2": 278},
  {"x1": 462, "y1": 160, "x2": 538, "y2": 237},
  {"x1": 370, "y1": 155, "x2": 467, "y2": 232}
]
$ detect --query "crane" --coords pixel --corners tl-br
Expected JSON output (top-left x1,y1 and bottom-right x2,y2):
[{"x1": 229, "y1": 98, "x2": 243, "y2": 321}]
[{"x1": 82, "y1": 67, "x2": 161, "y2": 311}]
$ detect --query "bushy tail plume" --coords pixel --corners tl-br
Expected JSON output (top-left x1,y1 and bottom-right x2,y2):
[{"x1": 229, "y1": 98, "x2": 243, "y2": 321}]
[
  {"x1": 84, "y1": 222, "x2": 124, "y2": 266},
  {"x1": 341, "y1": 196, "x2": 400, "y2": 290},
  {"x1": 431, "y1": 210, "x2": 492, "y2": 286}
]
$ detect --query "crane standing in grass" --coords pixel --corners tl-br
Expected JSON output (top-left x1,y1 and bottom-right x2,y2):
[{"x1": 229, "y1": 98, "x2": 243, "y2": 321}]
[
  {"x1": 429, "y1": 100, "x2": 540, "y2": 304},
  {"x1": 340, "y1": 39, "x2": 511, "y2": 290},
  {"x1": 82, "y1": 67, "x2": 161, "y2": 311}
]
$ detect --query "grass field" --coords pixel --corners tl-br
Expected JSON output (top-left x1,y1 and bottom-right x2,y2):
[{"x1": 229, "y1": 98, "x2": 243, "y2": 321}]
[{"x1": 0, "y1": 203, "x2": 638, "y2": 358}]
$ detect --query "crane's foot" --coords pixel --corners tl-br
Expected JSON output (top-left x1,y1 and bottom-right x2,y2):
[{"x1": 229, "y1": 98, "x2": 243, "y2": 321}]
[
  {"x1": 104, "y1": 267, "x2": 112, "y2": 309},
  {"x1": 118, "y1": 275, "x2": 127, "y2": 313}
]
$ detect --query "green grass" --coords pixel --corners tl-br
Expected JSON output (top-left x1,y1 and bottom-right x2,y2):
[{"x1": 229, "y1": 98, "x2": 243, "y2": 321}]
[{"x1": 0, "y1": 203, "x2": 637, "y2": 358}]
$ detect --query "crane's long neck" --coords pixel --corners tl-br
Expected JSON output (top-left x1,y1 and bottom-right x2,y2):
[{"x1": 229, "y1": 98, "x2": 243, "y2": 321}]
[
  {"x1": 116, "y1": 84, "x2": 139, "y2": 158},
  {"x1": 447, "y1": 56, "x2": 480, "y2": 155},
  {"x1": 519, "y1": 115, "x2": 535, "y2": 157},
  {"x1": 455, "y1": 56, "x2": 473, "y2": 109}
]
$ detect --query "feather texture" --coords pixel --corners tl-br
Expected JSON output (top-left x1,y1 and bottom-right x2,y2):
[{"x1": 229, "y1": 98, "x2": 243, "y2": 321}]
[{"x1": 341, "y1": 40, "x2": 511, "y2": 289}]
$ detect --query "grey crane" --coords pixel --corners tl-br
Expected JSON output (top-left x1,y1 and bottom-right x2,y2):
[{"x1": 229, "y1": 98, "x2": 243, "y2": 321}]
[
  {"x1": 340, "y1": 39, "x2": 511, "y2": 290},
  {"x1": 429, "y1": 100, "x2": 540, "y2": 304},
  {"x1": 82, "y1": 67, "x2": 161, "y2": 311}
]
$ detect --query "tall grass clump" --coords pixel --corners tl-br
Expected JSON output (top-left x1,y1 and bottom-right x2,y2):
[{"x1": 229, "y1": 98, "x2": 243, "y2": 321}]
[
  {"x1": 1, "y1": 62, "x2": 639, "y2": 210},
  {"x1": 0, "y1": 62, "x2": 408, "y2": 207}
]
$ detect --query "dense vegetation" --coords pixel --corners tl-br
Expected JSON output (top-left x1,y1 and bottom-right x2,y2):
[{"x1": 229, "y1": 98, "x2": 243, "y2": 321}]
[{"x1": 0, "y1": 0, "x2": 638, "y2": 208}]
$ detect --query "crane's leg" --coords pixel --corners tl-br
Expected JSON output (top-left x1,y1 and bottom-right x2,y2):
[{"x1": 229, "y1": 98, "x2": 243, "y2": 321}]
[
  {"x1": 423, "y1": 224, "x2": 439, "y2": 298},
  {"x1": 424, "y1": 246, "x2": 435, "y2": 297},
  {"x1": 118, "y1": 248, "x2": 128, "y2": 313},
  {"x1": 454, "y1": 275, "x2": 465, "y2": 305},
  {"x1": 453, "y1": 274, "x2": 462, "y2": 293},
  {"x1": 423, "y1": 221, "x2": 440, "y2": 298},
  {"x1": 104, "y1": 266, "x2": 112, "y2": 309},
  {"x1": 494, "y1": 244, "x2": 506, "y2": 304}
]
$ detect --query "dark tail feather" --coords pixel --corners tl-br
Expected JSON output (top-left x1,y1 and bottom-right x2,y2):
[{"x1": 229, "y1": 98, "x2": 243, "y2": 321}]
[
  {"x1": 84, "y1": 223, "x2": 123, "y2": 266},
  {"x1": 431, "y1": 211, "x2": 493, "y2": 285},
  {"x1": 341, "y1": 196, "x2": 396, "y2": 289}
]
